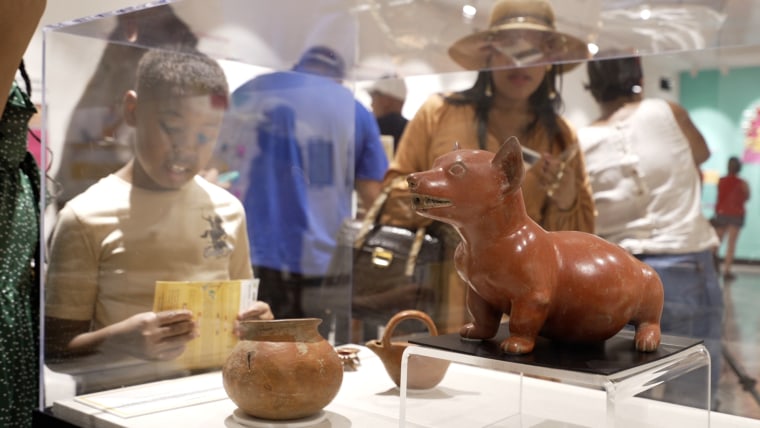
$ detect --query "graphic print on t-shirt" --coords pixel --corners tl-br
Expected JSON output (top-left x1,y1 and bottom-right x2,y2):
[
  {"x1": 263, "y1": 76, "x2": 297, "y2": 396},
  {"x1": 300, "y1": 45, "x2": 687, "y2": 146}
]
[{"x1": 201, "y1": 213, "x2": 232, "y2": 258}]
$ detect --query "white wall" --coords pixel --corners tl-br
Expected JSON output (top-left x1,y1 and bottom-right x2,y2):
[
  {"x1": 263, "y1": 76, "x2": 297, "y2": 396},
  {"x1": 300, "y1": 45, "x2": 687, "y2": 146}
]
[
  {"x1": 27, "y1": 1, "x2": 147, "y2": 178},
  {"x1": 561, "y1": 56, "x2": 681, "y2": 130},
  {"x1": 32, "y1": 1, "x2": 686, "y2": 177},
  {"x1": 26, "y1": 1, "x2": 146, "y2": 100},
  {"x1": 350, "y1": 57, "x2": 680, "y2": 133}
]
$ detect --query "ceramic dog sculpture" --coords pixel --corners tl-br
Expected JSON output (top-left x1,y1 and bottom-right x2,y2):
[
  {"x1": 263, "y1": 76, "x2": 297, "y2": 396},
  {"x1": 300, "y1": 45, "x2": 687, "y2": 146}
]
[{"x1": 407, "y1": 137, "x2": 663, "y2": 354}]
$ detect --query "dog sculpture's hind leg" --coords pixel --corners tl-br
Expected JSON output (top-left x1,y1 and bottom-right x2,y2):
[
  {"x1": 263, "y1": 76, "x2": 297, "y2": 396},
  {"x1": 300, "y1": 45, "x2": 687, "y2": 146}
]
[{"x1": 631, "y1": 269, "x2": 664, "y2": 352}]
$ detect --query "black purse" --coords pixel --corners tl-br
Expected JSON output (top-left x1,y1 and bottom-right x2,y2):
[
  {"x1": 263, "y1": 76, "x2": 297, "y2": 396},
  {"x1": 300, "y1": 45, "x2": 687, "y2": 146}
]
[{"x1": 326, "y1": 178, "x2": 444, "y2": 336}]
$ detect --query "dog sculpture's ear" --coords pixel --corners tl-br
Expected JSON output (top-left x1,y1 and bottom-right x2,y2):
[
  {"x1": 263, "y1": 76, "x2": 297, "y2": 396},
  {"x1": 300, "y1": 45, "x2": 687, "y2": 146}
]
[{"x1": 492, "y1": 136, "x2": 524, "y2": 193}]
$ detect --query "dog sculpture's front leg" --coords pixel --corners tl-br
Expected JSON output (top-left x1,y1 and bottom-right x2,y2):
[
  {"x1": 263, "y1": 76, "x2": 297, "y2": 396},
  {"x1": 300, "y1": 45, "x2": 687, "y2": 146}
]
[
  {"x1": 503, "y1": 296, "x2": 551, "y2": 354},
  {"x1": 459, "y1": 287, "x2": 501, "y2": 340}
]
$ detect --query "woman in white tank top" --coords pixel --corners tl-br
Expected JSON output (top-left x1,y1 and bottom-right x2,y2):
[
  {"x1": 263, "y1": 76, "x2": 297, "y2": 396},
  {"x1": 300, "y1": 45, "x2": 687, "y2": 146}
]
[{"x1": 578, "y1": 55, "x2": 722, "y2": 409}]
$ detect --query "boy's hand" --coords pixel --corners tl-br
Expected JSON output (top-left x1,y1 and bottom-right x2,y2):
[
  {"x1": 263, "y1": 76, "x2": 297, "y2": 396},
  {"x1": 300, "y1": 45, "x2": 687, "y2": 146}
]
[
  {"x1": 234, "y1": 301, "x2": 274, "y2": 338},
  {"x1": 108, "y1": 310, "x2": 198, "y2": 361},
  {"x1": 237, "y1": 301, "x2": 274, "y2": 321}
]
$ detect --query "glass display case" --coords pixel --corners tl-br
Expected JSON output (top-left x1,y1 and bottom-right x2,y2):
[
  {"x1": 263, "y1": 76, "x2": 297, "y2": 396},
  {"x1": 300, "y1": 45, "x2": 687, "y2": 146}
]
[{"x1": 38, "y1": 0, "x2": 760, "y2": 426}]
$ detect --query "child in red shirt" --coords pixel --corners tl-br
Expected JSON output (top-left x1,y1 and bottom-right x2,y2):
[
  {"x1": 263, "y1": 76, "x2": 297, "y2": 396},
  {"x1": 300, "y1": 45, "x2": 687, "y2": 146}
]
[{"x1": 712, "y1": 156, "x2": 751, "y2": 280}]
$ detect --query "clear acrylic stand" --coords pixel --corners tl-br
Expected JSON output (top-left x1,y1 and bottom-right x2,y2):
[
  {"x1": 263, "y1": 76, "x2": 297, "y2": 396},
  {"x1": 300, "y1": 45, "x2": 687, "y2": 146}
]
[{"x1": 399, "y1": 325, "x2": 710, "y2": 428}]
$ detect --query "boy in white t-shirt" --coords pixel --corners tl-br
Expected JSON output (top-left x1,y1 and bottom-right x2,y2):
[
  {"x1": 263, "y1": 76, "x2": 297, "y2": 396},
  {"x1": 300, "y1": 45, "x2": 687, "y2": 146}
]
[{"x1": 45, "y1": 48, "x2": 272, "y2": 373}]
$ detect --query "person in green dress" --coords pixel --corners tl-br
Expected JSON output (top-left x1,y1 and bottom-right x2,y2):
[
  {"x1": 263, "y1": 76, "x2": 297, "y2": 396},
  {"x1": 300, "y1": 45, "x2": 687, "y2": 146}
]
[{"x1": 0, "y1": 1, "x2": 47, "y2": 426}]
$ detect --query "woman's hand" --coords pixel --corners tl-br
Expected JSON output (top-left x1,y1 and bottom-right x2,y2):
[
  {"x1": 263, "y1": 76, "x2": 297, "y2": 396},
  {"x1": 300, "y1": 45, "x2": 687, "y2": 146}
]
[{"x1": 105, "y1": 310, "x2": 198, "y2": 361}]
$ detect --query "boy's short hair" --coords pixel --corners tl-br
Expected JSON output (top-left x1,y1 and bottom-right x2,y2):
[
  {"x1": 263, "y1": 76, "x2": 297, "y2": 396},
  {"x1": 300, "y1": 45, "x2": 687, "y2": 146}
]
[{"x1": 136, "y1": 46, "x2": 229, "y2": 106}]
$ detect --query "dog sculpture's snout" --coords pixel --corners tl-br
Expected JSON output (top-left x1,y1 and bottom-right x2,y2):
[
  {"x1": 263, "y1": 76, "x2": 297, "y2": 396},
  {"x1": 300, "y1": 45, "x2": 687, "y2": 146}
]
[
  {"x1": 407, "y1": 174, "x2": 422, "y2": 209},
  {"x1": 407, "y1": 173, "x2": 418, "y2": 191}
]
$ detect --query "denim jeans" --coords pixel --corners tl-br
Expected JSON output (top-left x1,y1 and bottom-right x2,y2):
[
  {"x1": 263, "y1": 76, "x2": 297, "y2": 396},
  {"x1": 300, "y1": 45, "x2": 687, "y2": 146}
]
[{"x1": 638, "y1": 250, "x2": 724, "y2": 407}]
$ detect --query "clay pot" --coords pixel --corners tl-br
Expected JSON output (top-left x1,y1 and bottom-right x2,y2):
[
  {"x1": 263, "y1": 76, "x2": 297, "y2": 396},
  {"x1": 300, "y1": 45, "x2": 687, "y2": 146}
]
[
  {"x1": 366, "y1": 310, "x2": 450, "y2": 390},
  {"x1": 222, "y1": 318, "x2": 343, "y2": 420}
]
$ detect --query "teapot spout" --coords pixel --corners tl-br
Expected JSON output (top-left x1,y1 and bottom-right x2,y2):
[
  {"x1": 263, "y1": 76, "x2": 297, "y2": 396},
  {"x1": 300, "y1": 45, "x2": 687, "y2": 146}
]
[
  {"x1": 364, "y1": 339, "x2": 386, "y2": 358},
  {"x1": 366, "y1": 338, "x2": 408, "y2": 385}
]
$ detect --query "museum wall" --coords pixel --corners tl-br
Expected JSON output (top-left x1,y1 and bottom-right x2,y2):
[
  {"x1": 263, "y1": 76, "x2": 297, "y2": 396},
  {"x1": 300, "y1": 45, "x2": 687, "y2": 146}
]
[
  {"x1": 681, "y1": 65, "x2": 760, "y2": 261},
  {"x1": 26, "y1": 1, "x2": 760, "y2": 262}
]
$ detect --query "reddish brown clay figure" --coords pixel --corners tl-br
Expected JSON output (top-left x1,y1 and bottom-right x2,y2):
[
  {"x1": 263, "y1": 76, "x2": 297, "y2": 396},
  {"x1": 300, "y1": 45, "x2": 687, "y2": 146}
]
[{"x1": 407, "y1": 137, "x2": 663, "y2": 354}]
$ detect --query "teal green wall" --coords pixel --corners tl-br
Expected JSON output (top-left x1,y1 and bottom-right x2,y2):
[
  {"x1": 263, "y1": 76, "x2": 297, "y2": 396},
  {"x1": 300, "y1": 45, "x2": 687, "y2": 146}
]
[{"x1": 680, "y1": 67, "x2": 759, "y2": 261}]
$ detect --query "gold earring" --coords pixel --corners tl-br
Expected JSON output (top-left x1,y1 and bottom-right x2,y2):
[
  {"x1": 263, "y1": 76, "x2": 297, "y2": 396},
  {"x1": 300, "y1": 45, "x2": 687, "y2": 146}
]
[
  {"x1": 485, "y1": 78, "x2": 493, "y2": 97},
  {"x1": 545, "y1": 73, "x2": 556, "y2": 100}
]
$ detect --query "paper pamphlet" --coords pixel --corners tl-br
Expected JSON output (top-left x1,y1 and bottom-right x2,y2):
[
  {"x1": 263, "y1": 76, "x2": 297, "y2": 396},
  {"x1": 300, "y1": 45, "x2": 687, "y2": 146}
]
[{"x1": 153, "y1": 279, "x2": 259, "y2": 370}]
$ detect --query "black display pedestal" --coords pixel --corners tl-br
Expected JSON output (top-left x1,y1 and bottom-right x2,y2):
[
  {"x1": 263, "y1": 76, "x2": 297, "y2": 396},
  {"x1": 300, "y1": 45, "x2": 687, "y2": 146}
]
[
  {"x1": 399, "y1": 323, "x2": 711, "y2": 428},
  {"x1": 33, "y1": 408, "x2": 80, "y2": 428},
  {"x1": 409, "y1": 323, "x2": 703, "y2": 376}
]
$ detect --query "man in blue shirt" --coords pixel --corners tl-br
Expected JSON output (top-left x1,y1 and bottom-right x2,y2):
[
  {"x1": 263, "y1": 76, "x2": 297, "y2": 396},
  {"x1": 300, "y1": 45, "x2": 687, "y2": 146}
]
[{"x1": 216, "y1": 46, "x2": 388, "y2": 336}]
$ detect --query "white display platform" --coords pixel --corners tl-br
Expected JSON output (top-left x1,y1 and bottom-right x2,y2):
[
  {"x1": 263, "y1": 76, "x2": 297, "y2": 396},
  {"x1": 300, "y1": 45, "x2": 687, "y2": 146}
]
[{"x1": 50, "y1": 346, "x2": 760, "y2": 428}]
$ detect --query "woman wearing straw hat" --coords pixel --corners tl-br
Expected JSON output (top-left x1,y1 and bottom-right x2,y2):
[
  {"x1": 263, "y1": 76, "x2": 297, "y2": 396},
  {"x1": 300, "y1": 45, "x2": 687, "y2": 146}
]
[
  {"x1": 382, "y1": 0, "x2": 593, "y2": 232},
  {"x1": 379, "y1": 0, "x2": 594, "y2": 332}
]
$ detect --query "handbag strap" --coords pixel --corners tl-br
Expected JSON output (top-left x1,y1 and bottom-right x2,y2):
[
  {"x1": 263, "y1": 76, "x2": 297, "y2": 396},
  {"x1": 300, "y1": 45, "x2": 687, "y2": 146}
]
[
  {"x1": 354, "y1": 176, "x2": 428, "y2": 278},
  {"x1": 405, "y1": 227, "x2": 426, "y2": 277},
  {"x1": 354, "y1": 176, "x2": 404, "y2": 249}
]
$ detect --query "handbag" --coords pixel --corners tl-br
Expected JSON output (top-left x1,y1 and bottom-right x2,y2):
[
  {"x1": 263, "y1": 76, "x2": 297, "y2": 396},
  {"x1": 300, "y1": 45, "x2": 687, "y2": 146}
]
[{"x1": 326, "y1": 177, "x2": 445, "y2": 331}]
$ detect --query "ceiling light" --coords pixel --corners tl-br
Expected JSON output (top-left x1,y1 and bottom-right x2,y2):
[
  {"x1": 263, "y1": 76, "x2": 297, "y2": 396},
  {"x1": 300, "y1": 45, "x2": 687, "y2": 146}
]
[{"x1": 462, "y1": 4, "x2": 477, "y2": 19}]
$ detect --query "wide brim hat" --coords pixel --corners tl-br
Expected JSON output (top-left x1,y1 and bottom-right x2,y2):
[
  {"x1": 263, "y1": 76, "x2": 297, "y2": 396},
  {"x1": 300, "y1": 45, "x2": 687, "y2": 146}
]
[{"x1": 448, "y1": 0, "x2": 590, "y2": 73}]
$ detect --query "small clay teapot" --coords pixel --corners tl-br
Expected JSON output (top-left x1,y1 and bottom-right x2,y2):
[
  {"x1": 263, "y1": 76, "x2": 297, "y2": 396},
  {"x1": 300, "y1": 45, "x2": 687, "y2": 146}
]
[{"x1": 366, "y1": 310, "x2": 450, "y2": 390}]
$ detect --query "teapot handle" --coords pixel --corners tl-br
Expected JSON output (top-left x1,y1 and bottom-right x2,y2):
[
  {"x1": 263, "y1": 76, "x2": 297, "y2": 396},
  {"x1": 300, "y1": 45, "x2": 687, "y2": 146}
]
[{"x1": 381, "y1": 310, "x2": 438, "y2": 350}]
